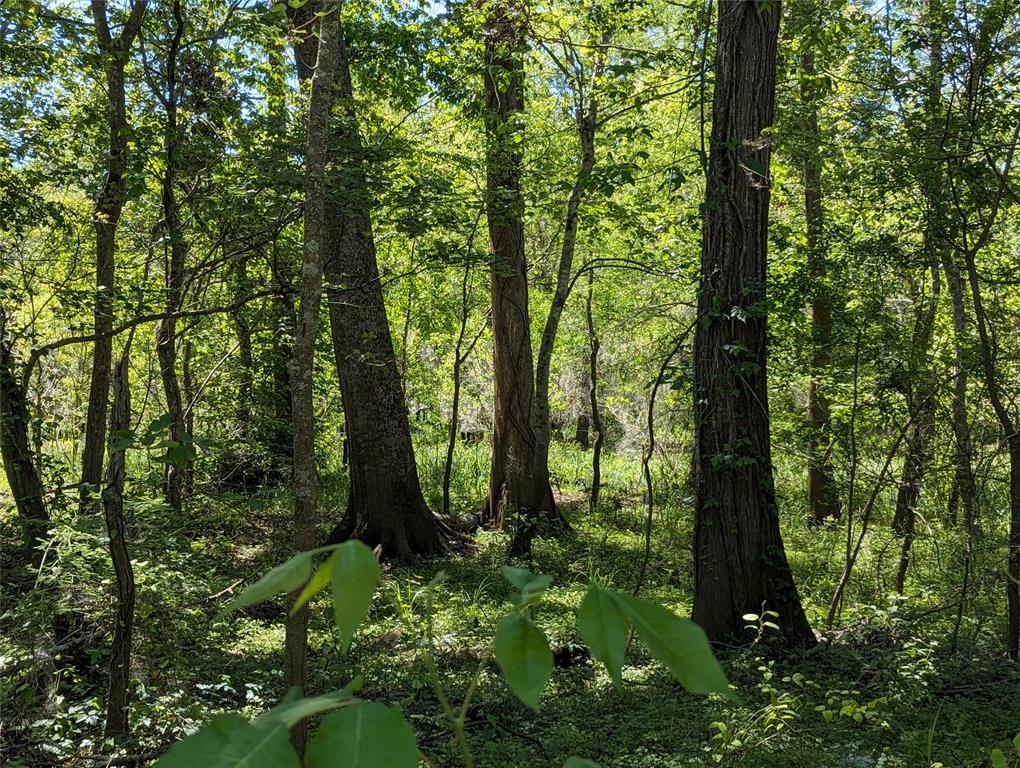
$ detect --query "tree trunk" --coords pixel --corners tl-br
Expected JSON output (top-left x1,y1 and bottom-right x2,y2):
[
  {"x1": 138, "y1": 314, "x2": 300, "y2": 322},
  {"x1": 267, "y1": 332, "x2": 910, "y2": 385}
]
[
  {"x1": 283, "y1": 2, "x2": 339, "y2": 752},
  {"x1": 443, "y1": 259, "x2": 481, "y2": 518},
  {"x1": 269, "y1": 246, "x2": 296, "y2": 463},
  {"x1": 574, "y1": 412, "x2": 590, "y2": 450},
  {"x1": 1, "y1": 328, "x2": 49, "y2": 566},
  {"x1": 232, "y1": 259, "x2": 255, "y2": 439},
  {"x1": 690, "y1": 0, "x2": 813, "y2": 645},
  {"x1": 482, "y1": 0, "x2": 555, "y2": 557},
  {"x1": 963, "y1": 246, "x2": 1020, "y2": 659},
  {"x1": 801, "y1": 45, "x2": 840, "y2": 525},
  {"x1": 586, "y1": 269, "x2": 604, "y2": 516},
  {"x1": 532, "y1": 109, "x2": 598, "y2": 517},
  {"x1": 316, "y1": 32, "x2": 444, "y2": 558},
  {"x1": 155, "y1": 0, "x2": 187, "y2": 512},
  {"x1": 942, "y1": 255, "x2": 976, "y2": 530},
  {"x1": 81, "y1": 0, "x2": 147, "y2": 513},
  {"x1": 103, "y1": 351, "x2": 135, "y2": 739},
  {"x1": 891, "y1": 3, "x2": 945, "y2": 546}
]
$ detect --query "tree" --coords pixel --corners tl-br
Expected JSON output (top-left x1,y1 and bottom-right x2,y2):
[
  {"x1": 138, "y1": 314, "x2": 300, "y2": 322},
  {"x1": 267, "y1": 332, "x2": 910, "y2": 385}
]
[
  {"x1": 796, "y1": 3, "x2": 840, "y2": 525},
  {"x1": 482, "y1": 0, "x2": 556, "y2": 556},
  {"x1": 690, "y1": 0, "x2": 814, "y2": 645},
  {"x1": 102, "y1": 349, "x2": 134, "y2": 739},
  {"x1": 80, "y1": 0, "x2": 147, "y2": 512},
  {"x1": 285, "y1": 2, "x2": 445, "y2": 557},
  {"x1": 148, "y1": 0, "x2": 189, "y2": 512},
  {"x1": 284, "y1": 0, "x2": 340, "y2": 751},
  {"x1": 0, "y1": 315, "x2": 49, "y2": 567}
]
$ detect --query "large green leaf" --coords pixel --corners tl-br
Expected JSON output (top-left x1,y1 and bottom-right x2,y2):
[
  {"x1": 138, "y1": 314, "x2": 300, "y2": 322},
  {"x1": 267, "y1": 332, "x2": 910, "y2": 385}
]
[
  {"x1": 223, "y1": 552, "x2": 314, "y2": 616},
  {"x1": 330, "y1": 540, "x2": 379, "y2": 652},
  {"x1": 577, "y1": 584, "x2": 629, "y2": 686},
  {"x1": 563, "y1": 759, "x2": 603, "y2": 768},
  {"x1": 613, "y1": 593, "x2": 735, "y2": 700},
  {"x1": 156, "y1": 714, "x2": 299, "y2": 768},
  {"x1": 254, "y1": 683, "x2": 358, "y2": 729},
  {"x1": 494, "y1": 612, "x2": 553, "y2": 711},
  {"x1": 305, "y1": 702, "x2": 419, "y2": 768},
  {"x1": 290, "y1": 552, "x2": 336, "y2": 615}
]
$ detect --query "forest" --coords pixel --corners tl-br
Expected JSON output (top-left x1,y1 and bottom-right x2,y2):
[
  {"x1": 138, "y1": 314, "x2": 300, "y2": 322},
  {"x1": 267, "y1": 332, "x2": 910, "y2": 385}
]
[{"x1": 1, "y1": 0, "x2": 1019, "y2": 765}]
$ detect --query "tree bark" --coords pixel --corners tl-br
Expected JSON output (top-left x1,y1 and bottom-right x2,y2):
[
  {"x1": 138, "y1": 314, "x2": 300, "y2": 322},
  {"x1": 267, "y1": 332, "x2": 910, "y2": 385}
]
[
  {"x1": 891, "y1": 0, "x2": 945, "y2": 561},
  {"x1": 942, "y1": 255, "x2": 976, "y2": 530},
  {"x1": 443, "y1": 257, "x2": 486, "y2": 518},
  {"x1": 286, "y1": 2, "x2": 444, "y2": 557},
  {"x1": 318, "y1": 32, "x2": 445, "y2": 557},
  {"x1": 482, "y1": 0, "x2": 556, "y2": 556},
  {"x1": 585, "y1": 269, "x2": 604, "y2": 516},
  {"x1": 1, "y1": 326, "x2": 49, "y2": 567},
  {"x1": 103, "y1": 351, "x2": 135, "y2": 739},
  {"x1": 691, "y1": 0, "x2": 814, "y2": 645},
  {"x1": 283, "y1": 2, "x2": 339, "y2": 753},
  {"x1": 801, "y1": 44, "x2": 840, "y2": 525},
  {"x1": 81, "y1": 0, "x2": 147, "y2": 513},
  {"x1": 232, "y1": 259, "x2": 255, "y2": 439},
  {"x1": 154, "y1": 0, "x2": 187, "y2": 512},
  {"x1": 532, "y1": 70, "x2": 601, "y2": 527},
  {"x1": 963, "y1": 247, "x2": 1020, "y2": 659}
]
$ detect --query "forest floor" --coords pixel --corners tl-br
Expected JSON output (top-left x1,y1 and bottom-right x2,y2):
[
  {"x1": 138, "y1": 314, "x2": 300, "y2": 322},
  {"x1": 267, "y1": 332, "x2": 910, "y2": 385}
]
[{"x1": 2, "y1": 444, "x2": 1019, "y2": 767}]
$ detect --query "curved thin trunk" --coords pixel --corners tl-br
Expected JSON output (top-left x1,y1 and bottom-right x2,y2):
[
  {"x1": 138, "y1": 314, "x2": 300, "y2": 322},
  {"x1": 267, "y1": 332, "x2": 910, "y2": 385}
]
[
  {"x1": 81, "y1": 0, "x2": 148, "y2": 513},
  {"x1": 155, "y1": 0, "x2": 187, "y2": 512},
  {"x1": 585, "y1": 270, "x2": 604, "y2": 516},
  {"x1": 103, "y1": 351, "x2": 135, "y2": 739}
]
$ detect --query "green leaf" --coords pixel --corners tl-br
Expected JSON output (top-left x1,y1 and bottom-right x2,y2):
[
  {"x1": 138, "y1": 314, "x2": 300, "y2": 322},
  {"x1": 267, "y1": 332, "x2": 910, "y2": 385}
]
[
  {"x1": 501, "y1": 565, "x2": 553, "y2": 603},
  {"x1": 156, "y1": 714, "x2": 299, "y2": 768},
  {"x1": 1014, "y1": 732, "x2": 1020, "y2": 756},
  {"x1": 305, "y1": 702, "x2": 419, "y2": 768},
  {"x1": 223, "y1": 552, "x2": 313, "y2": 616},
  {"x1": 502, "y1": 565, "x2": 537, "y2": 591},
  {"x1": 254, "y1": 683, "x2": 358, "y2": 728},
  {"x1": 330, "y1": 541, "x2": 379, "y2": 652},
  {"x1": 612, "y1": 593, "x2": 735, "y2": 700},
  {"x1": 990, "y1": 748, "x2": 1006, "y2": 768},
  {"x1": 577, "y1": 584, "x2": 629, "y2": 686},
  {"x1": 494, "y1": 612, "x2": 553, "y2": 711},
  {"x1": 564, "y1": 759, "x2": 602, "y2": 768},
  {"x1": 742, "y1": 156, "x2": 768, "y2": 177},
  {"x1": 291, "y1": 553, "x2": 335, "y2": 615}
]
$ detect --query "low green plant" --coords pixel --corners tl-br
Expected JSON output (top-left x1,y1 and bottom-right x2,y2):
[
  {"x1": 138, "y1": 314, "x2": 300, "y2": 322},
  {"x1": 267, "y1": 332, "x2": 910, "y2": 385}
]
[{"x1": 157, "y1": 541, "x2": 734, "y2": 767}]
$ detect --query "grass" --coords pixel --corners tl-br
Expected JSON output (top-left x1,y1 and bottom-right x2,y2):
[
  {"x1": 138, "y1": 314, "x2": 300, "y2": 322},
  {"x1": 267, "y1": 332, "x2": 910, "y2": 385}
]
[{"x1": 1, "y1": 440, "x2": 1018, "y2": 767}]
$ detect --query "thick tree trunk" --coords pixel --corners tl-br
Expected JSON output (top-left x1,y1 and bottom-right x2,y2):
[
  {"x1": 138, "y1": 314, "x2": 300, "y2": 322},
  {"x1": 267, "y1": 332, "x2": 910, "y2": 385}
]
[
  {"x1": 482, "y1": 1, "x2": 555, "y2": 556},
  {"x1": 691, "y1": 0, "x2": 814, "y2": 645},
  {"x1": 155, "y1": 0, "x2": 187, "y2": 511},
  {"x1": 801, "y1": 46, "x2": 840, "y2": 525},
  {"x1": 103, "y1": 352, "x2": 135, "y2": 739},
  {"x1": 283, "y1": 3, "x2": 339, "y2": 753},
  {"x1": 81, "y1": 0, "x2": 147, "y2": 513},
  {"x1": 1, "y1": 330, "x2": 49, "y2": 565},
  {"x1": 317, "y1": 34, "x2": 444, "y2": 558}
]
